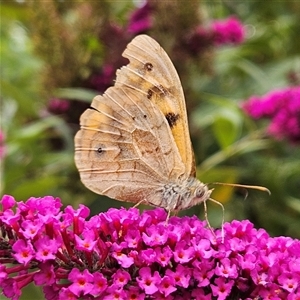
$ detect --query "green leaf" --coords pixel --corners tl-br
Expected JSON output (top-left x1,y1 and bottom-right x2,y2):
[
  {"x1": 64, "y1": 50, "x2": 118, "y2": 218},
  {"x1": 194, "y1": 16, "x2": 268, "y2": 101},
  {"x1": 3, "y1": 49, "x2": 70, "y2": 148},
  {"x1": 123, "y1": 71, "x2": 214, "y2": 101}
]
[
  {"x1": 212, "y1": 108, "x2": 242, "y2": 149},
  {"x1": 55, "y1": 87, "x2": 98, "y2": 102}
]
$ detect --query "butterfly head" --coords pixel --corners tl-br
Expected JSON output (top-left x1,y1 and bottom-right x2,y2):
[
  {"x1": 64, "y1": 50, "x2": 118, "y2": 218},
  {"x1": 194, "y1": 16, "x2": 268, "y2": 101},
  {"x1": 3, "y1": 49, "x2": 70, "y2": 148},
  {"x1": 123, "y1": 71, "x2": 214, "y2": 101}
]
[{"x1": 175, "y1": 177, "x2": 213, "y2": 211}]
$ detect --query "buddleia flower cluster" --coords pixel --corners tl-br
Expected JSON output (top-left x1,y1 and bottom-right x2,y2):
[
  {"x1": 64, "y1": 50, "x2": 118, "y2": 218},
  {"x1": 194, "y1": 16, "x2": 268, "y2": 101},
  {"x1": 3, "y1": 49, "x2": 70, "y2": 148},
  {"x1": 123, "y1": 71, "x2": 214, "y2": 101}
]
[
  {"x1": 242, "y1": 86, "x2": 300, "y2": 143},
  {"x1": 1, "y1": 195, "x2": 299, "y2": 300}
]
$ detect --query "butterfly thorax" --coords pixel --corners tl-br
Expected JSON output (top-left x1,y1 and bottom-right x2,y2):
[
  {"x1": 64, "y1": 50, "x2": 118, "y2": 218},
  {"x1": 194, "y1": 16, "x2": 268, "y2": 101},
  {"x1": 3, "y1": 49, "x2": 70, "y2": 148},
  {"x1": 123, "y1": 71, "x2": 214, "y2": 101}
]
[{"x1": 159, "y1": 177, "x2": 212, "y2": 211}]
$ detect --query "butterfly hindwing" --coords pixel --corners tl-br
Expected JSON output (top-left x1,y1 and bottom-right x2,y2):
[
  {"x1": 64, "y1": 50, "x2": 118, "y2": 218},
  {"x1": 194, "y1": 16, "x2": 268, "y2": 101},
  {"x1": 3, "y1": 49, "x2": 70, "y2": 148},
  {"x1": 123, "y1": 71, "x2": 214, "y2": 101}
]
[{"x1": 74, "y1": 86, "x2": 186, "y2": 205}]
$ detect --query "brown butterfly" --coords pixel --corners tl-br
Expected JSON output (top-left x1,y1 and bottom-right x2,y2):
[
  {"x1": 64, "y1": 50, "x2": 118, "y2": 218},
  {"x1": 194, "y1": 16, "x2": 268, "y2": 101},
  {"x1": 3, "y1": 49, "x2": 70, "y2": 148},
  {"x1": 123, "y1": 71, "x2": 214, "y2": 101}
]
[{"x1": 74, "y1": 35, "x2": 269, "y2": 221}]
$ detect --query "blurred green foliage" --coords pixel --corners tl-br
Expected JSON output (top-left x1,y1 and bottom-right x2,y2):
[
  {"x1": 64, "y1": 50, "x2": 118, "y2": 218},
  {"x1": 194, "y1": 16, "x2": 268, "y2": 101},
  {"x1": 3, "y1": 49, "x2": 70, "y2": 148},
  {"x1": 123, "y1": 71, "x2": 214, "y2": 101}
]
[{"x1": 1, "y1": 0, "x2": 300, "y2": 249}]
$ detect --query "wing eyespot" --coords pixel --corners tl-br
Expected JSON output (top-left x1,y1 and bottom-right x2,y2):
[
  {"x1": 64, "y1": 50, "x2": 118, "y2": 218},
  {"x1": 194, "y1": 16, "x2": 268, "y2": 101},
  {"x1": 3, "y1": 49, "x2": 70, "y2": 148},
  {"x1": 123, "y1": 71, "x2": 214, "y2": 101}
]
[
  {"x1": 147, "y1": 89, "x2": 153, "y2": 99},
  {"x1": 165, "y1": 112, "x2": 180, "y2": 128},
  {"x1": 144, "y1": 62, "x2": 153, "y2": 71},
  {"x1": 97, "y1": 147, "x2": 104, "y2": 154}
]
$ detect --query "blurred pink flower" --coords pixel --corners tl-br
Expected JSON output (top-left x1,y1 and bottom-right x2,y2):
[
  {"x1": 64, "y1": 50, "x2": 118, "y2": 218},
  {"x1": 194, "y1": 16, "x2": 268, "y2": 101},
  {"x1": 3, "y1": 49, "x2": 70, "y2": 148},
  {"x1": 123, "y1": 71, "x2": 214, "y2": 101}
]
[
  {"x1": 127, "y1": 2, "x2": 153, "y2": 34},
  {"x1": 48, "y1": 98, "x2": 70, "y2": 114},
  {"x1": 89, "y1": 64, "x2": 116, "y2": 93},
  {"x1": 242, "y1": 86, "x2": 300, "y2": 143},
  {"x1": 211, "y1": 16, "x2": 245, "y2": 45}
]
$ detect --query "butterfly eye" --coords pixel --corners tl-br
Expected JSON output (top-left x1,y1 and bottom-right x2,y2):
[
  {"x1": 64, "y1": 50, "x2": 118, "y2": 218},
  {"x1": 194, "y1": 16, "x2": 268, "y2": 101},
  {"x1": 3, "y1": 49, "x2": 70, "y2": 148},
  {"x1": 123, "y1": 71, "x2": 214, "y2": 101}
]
[
  {"x1": 196, "y1": 188, "x2": 206, "y2": 199},
  {"x1": 144, "y1": 62, "x2": 153, "y2": 71}
]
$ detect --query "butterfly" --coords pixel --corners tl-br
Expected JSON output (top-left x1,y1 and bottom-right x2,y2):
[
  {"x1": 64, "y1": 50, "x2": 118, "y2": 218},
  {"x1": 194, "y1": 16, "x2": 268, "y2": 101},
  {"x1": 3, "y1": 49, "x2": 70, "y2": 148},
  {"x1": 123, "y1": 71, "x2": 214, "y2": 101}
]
[{"x1": 74, "y1": 35, "x2": 269, "y2": 220}]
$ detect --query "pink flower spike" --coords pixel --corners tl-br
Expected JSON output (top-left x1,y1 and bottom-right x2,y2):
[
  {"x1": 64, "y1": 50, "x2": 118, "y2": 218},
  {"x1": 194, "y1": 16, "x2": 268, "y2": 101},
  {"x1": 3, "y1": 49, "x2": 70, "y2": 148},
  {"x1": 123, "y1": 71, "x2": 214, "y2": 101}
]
[
  {"x1": 137, "y1": 267, "x2": 161, "y2": 295},
  {"x1": 68, "y1": 268, "x2": 94, "y2": 297},
  {"x1": 242, "y1": 86, "x2": 300, "y2": 143},
  {"x1": 12, "y1": 239, "x2": 35, "y2": 265},
  {"x1": 211, "y1": 16, "x2": 245, "y2": 46}
]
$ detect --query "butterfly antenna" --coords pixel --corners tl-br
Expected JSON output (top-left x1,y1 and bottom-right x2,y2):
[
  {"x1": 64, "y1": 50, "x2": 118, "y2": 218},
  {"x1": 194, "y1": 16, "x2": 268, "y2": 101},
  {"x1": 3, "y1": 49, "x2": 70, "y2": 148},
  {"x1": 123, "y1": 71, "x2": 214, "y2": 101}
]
[{"x1": 212, "y1": 182, "x2": 271, "y2": 195}]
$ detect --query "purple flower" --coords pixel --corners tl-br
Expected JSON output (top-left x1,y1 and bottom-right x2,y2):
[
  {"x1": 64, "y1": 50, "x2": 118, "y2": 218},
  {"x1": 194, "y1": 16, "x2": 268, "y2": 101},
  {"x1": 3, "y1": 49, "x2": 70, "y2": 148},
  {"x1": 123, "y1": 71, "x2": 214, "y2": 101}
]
[
  {"x1": 158, "y1": 275, "x2": 176, "y2": 297},
  {"x1": 88, "y1": 64, "x2": 116, "y2": 93},
  {"x1": 184, "y1": 27, "x2": 214, "y2": 55},
  {"x1": 166, "y1": 264, "x2": 191, "y2": 288},
  {"x1": 142, "y1": 223, "x2": 169, "y2": 246},
  {"x1": 34, "y1": 236, "x2": 58, "y2": 262},
  {"x1": 137, "y1": 267, "x2": 161, "y2": 295},
  {"x1": 242, "y1": 86, "x2": 300, "y2": 143},
  {"x1": 47, "y1": 98, "x2": 70, "y2": 114},
  {"x1": 12, "y1": 240, "x2": 35, "y2": 265},
  {"x1": 127, "y1": 2, "x2": 153, "y2": 34},
  {"x1": 278, "y1": 272, "x2": 300, "y2": 293},
  {"x1": 1, "y1": 194, "x2": 300, "y2": 299},
  {"x1": 154, "y1": 245, "x2": 173, "y2": 267},
  {"x1": 215, "y1": 257, "x2": 238, "y2": 279},
  {"x1": 68, "y1": 269, "x2": 94, "y2": 297},
  {"x1": 211, "y1": 16, "x2": 245, "y2": 45},
  {"x1": 185, "y1": 16, "x2": 245, "y2": 56},
  {"x1": 112, "y1": 269, "x2": 131, "y2": 287},
  {"x1": 173, "y1": 240, "x2": 194, "y2": 263},
  {"x1": 211, "y1": 277, "x2": 235, "y2": 300},
  {"x1": 0, "y1": 194, "x2": 16, "y2": 210},
  {"x1": 90, "y1": 272, "x2": 107, "y2": 297},
  {"x1": 33, "y1": 262, "x2": 55, "y2": 286}
]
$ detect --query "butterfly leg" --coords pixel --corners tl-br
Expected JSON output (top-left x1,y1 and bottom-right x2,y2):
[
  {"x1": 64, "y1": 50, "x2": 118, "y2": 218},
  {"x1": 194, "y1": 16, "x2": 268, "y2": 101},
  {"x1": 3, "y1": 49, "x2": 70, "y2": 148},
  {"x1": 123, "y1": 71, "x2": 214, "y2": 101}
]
[
  {"x1": 205, "y1": 198, "x2": 225, "y2": 243},
  {"x1": 133, "y1": 199, "x2": 146, "y2": 209}
]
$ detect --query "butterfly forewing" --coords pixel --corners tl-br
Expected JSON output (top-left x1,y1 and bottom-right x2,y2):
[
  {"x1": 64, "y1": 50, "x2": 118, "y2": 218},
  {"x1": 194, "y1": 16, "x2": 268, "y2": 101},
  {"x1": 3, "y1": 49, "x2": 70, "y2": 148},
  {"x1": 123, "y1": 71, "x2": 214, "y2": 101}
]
[{"x1": 115, "y1": 35, "x2": 195, "y2": 177}]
